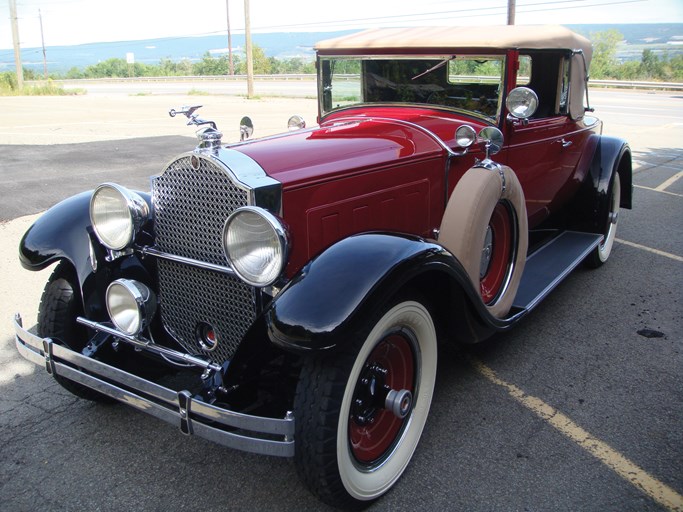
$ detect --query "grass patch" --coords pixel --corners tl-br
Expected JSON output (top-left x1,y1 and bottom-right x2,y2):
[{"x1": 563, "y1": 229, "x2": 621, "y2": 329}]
[
  {"x1": 0, "y1": 79, "x2": 85, "y2": 96},
  {"x1": 188, "y1": 88, "x2": 210, "y2": 96}
]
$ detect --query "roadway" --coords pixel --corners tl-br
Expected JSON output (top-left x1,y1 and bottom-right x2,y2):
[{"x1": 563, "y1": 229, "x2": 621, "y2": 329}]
[{"x1": 0, "y1": 85, "x2": 681, "y2": 511}]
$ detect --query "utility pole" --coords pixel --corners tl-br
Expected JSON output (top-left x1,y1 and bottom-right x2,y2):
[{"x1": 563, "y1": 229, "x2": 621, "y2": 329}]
[
  {"x1": 39, "y1": 9, "x2": 48, "y2": 79},
  {"x1": 9, "y1": 0, "x2": 23, "y2": 90},
  {"x1": 226, "y1": 0, "x2": 234, "y2": 75},
  {"x1": 507, "y1": 0, "x2": 516, "y2": 25},
  {"x1": 244, "y1": 0, "x2": 254, "y2": 98}
]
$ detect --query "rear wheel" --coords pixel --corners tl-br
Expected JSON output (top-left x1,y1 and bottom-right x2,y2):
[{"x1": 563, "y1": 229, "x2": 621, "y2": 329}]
[
  {"x1": 586, "y1": 172, "x2": 621, "y2": 268},
  {"x1": 38, "y1": 262, "x2": 113, "y2": 403},
  {"x1": 294, "y1": 299, "x2": 437, "y2": 508}
]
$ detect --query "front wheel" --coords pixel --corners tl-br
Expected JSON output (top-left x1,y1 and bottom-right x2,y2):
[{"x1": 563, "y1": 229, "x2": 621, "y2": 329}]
[
  {"x1": 294, "y1": 299, "x2": 438, "y2": 508},
  {"x1": 38, "y1": 262, "x2": 113, "y2": 403}
]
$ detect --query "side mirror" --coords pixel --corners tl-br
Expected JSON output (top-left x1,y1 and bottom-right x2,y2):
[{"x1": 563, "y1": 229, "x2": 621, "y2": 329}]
[
  {"x1": 506, "y1": 87, "x2": 538, "y2": 120},
  {"x1": 240, "y1": 116, "x2": 254, "y2": 141},
  {"x1": 287, "y1": 115, "x2": 306, "y2": 131},
  {"x1": 479, "y1": 127, "x2": 504, "y2": 156}
]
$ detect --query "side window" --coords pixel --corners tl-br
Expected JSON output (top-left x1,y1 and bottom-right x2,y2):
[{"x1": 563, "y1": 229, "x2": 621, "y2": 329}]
[
  {"x1": 517, "y1": 55, "x2": 531, "y2": 86},
  {"x1": 558, "y1": 57, "x2": 571, "y2": 115},
  {"x1": 523, "y1": 52, "x2": 570, "y2": 118}
]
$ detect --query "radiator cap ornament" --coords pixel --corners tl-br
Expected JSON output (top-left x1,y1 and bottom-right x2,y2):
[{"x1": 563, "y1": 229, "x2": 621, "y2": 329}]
[{"x1": 169, "y1": 105, "x2": 222, "y2": 149}]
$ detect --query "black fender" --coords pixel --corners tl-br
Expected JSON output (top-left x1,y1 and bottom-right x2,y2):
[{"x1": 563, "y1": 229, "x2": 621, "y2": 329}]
[
  {"x1": 19, "y1": 190, "x2": 155, "y2": 321},
  {"x1": 569, "y1": 135, "x2": 632, "y2": 233},
  {"x1": 263, "y1": 233, "x2": 519, "y2": 353},
  {"x1": 592, "y1": 135, "x2": 632, "y2": 210}
]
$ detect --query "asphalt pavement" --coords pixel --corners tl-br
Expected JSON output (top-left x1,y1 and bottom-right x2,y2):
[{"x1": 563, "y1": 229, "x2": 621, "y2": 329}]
[{"x1": 0, "y1": 89, "x2": 681, "y2": 512}]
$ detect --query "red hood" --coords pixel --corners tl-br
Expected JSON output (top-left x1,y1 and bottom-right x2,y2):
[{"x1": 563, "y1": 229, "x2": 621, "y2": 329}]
[{"x1": 233, "y1": 117, "x2": 446, "y2": 189}]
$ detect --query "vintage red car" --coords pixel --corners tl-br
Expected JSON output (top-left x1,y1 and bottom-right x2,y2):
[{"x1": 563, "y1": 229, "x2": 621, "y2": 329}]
[{"x1": 14, "y1": 25, "x2": 631, "y2": 508}]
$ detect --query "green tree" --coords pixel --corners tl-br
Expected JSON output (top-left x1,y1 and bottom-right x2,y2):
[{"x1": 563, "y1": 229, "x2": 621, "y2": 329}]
[
  {"x1": 65, "y1": 66, "x2": 84, "y2": 79},
  {"x1": 84, "y1": 58, "x2": 129, "y2": 78},
  {"x1": 193, "y1": 52, "x2": 231, "y2": 75},
  {"x1": 251, "y1": 44, "x2": 271, "y2": 74},
  {"x1": 590, "y1": 29, "x2": 623, "y2": 79},
  {"x1": 640, "y1": 49, "x2": 658, "y2": 78}
]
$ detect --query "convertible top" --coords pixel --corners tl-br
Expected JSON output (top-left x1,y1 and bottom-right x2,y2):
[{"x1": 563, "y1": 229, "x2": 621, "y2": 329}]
[
  {"x1": 316, "y1": 25, "x2": 593, "y2": 120},
  {"x1": 316, "y1": 25, "x2": 592, "y2": 64}
]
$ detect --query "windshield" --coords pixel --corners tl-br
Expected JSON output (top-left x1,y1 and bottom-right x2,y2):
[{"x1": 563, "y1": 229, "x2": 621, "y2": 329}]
[{"x1": 319, "y1": 55, "x2": 505, "y2": 120}]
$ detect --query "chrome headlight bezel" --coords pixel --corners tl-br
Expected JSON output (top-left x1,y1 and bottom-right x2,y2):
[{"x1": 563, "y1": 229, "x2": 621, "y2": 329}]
[
  {"x1": 455, "y1": 125, "x2": 477, "y2": 148},
  {"x1": 105, "y1": 279, "x2": 157, "y2": 336},
  {"x1": 90, "y1": 183, "x2": 150, "y2": 251},
  {"x1": 222, "y1": 207, "x2": 288, "y2": 287}
]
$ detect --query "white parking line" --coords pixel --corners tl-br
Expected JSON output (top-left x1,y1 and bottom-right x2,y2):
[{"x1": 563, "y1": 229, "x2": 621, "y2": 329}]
[
  {"x1": 616, "y1": 239, "x2": 683, "y2": 263},
  {"x1": 656, "y1": 171, "x2": 683, "y2": 191},
  {"x1": 468, "y1": 357, "x2": 683, "y2": 512},
  {"x1": 634, "y1": 162, "x2": 683, "y2": 173},
  {"x1": 634, "y1": 185, "x2": 683, "y2": 198}
]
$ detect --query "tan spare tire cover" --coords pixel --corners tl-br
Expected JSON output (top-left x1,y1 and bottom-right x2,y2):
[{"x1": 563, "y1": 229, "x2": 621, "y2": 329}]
[{"x1": 439, "y1": 164, "x2": 528, "y2": 318}]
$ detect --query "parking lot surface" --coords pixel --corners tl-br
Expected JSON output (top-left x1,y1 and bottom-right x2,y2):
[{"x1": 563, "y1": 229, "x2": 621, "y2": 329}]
[{"x1": 0, "y1": 89, "x2": 681, "y2": 511}]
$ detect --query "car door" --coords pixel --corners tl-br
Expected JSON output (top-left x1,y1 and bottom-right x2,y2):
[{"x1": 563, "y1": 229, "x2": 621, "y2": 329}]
[{"x1": 503, "y1": 52, "x2": 588, "y2": 228}]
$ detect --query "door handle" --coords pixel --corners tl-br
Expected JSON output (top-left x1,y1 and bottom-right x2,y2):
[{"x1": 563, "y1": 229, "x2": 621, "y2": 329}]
[{"x1": 557, "y1": 138, "x2": 573, "y2": 148}]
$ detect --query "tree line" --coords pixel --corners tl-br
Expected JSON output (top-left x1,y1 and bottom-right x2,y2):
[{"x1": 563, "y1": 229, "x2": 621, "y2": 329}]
[
  {"x1": 590, "y1": 29, "x2": 683, "y2": 81},
  {"x1": 2, "y1": 31, "x2": 682, "y2": 91},
  {"x1": 53, "y1": 45, "x2": 314, "y2": 80}
]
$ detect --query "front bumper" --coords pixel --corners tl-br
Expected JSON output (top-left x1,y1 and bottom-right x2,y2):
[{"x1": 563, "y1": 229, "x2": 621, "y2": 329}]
[{"x1": 13, "y1": 314, "x2": 295, "y2": 457}]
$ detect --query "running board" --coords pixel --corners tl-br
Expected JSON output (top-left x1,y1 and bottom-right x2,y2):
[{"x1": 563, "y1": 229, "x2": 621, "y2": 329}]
[{"x1": 512, "y1": 231, "x2": 603, "y2": 313}]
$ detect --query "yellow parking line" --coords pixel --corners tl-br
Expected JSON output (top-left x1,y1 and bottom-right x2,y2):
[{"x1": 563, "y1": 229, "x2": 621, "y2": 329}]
[
  {"x1": 467, "y1": 356, "x2": 683, "y2": 512},
  {"x1": 616, "y1": 239, "x2": 683, "y2": 263}
]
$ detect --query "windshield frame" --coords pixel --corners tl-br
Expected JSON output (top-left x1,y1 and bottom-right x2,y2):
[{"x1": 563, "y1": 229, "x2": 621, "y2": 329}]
[{"x1": 317, "y1": 53, "x2": 507, "y2": 122}]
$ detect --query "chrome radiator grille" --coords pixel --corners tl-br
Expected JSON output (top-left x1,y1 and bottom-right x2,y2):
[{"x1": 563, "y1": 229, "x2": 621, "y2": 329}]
[{"x1": 152, "y1": 155, "x2": 256, "y2": 363}]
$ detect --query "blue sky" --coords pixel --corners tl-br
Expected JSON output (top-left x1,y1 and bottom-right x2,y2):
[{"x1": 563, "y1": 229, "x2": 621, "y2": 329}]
[{"x1": 2, "y1": 0, "x2": 683, "y2": 50}]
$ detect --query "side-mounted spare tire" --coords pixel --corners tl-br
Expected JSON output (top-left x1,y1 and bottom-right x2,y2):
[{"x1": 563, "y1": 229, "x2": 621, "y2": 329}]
[{"x1": 439, "y1": 164, "x2": 528, "y2": 318}]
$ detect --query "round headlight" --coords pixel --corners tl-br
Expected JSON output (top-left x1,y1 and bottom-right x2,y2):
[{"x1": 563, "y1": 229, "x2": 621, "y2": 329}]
[
  {"x1": 90, "y1": 183, "x2": 149, "y2": 251},
  {"x1": 106, "y1": 279, "x2": 156, "y2": 336},
  {"x1": 455, "y1": 125, "x2": 477, "y2": 148},
  {"x1": 506, "y1": 86, "x2": 539, "y2": 120},
  {"x1": 223, "y1": 207, "x2": 287, "y2": 287}
]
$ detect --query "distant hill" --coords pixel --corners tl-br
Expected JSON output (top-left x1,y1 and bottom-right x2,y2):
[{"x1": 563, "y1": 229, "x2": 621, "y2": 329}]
[
  {"x1": 0, "y1": 31, "x2": 354, "y2": 73},
  {"x1": 1, "y1": 24, "x2": 681, "y2": 73},
  {"x1": 569, "y1": 23, "x2": 683, "y2": 44}
]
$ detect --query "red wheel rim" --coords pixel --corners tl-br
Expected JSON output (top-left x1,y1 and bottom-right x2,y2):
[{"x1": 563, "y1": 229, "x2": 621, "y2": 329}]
[
  {"x1": 349, "y1": 332, "x2": 415, "y2": 465},
  {"x1": 480, "y1": 202, "x2": 513, "y2": 305}
]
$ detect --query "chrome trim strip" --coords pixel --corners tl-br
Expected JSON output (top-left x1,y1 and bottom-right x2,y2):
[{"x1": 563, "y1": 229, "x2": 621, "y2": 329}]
[
  {"x1": 14, "y1": 314, "x2": 295, "y2": 457},
  {"x1": 140, "y1": 246, "x2": 237, "y2": 277}
]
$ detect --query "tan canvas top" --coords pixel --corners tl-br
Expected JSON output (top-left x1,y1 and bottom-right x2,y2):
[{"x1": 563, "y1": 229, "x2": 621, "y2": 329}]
[{"x1": 316, "y1": 25, "x2": 592, "y2": 63}]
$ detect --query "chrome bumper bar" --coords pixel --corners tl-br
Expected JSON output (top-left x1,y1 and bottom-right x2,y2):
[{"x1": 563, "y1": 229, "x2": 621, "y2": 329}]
[{"x1": 13, "y1": 314, "x2": 295, "y2": 457}]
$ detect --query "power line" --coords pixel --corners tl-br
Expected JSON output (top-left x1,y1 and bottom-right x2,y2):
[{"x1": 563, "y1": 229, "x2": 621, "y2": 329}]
[{"x1": 0, "y1": 0, "x2": 649, "y2": 63}]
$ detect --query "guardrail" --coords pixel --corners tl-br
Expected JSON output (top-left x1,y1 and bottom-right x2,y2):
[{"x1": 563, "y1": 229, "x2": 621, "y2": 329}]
[
  {"x1": 28, "y1": 75, "x2": 683, "y2": 91},
  {"x1": 36, "y1": 74, "x2": 317, "y2": 84},
  {"x1": 590, "y1": 79, "x2": 683, "y2": 90}
]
